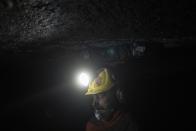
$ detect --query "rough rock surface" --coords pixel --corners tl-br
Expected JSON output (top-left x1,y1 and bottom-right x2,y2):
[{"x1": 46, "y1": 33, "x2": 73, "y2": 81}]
[{"x1": 0, "y1": 0, "x2": 195, "y2": 51}]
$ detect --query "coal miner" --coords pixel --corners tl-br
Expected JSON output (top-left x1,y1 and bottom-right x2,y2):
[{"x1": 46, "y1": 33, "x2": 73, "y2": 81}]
[{"x1": 85, "y1": 68, "x2": 137, "y2": 131}]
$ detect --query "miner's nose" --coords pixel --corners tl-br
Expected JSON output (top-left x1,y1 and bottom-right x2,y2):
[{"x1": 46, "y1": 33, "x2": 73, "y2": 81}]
[{"x1": 92, "y1": 95, "x2": 99, "y2": 107}]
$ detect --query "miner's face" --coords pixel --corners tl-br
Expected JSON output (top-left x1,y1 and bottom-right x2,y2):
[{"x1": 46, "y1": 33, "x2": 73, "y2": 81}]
[{"x1": 92, "y1": 93, "x2": 109, "y2": 110}]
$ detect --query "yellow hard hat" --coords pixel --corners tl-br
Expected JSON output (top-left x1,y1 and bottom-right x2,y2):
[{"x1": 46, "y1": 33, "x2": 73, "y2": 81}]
[{"x1": 85, "y1": 68, "x2": 113, "y2": 95}]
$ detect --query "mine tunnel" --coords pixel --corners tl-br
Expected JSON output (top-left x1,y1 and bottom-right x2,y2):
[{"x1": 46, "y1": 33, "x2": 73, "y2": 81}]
[{"x1": 0, "y1": 0, "x2": 195, "y2": 131}]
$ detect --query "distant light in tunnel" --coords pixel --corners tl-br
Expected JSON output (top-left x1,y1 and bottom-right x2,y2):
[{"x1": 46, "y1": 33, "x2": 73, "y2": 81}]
[{"x1": 77, "y1": 72, "x2": 91, "y2": 88}]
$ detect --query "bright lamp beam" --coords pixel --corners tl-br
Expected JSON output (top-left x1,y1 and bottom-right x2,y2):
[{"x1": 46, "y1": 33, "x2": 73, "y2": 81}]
[{"x1": 77, "y1": 72, "x2": 90, "y2": 87}]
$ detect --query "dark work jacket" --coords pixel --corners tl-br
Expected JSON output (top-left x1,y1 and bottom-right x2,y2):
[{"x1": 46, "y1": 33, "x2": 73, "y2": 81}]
[{"x1": 86, "y1": 111, "x2": 137, "y2": 131}]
